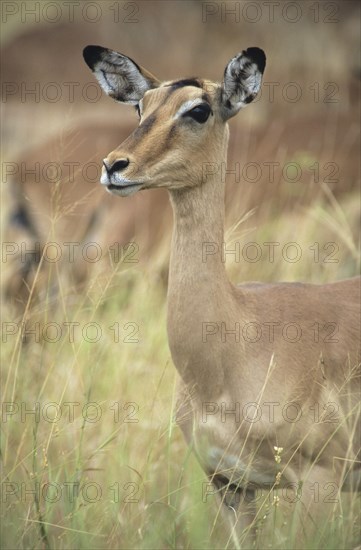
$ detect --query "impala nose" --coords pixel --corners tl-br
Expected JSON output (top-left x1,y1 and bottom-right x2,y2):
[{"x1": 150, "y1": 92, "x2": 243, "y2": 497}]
[{"x1": 103, "y1": 158, "x2": 130, "y2": 176}]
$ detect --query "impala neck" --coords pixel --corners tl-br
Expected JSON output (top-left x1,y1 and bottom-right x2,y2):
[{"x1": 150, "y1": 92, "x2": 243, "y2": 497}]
[
  {"x1": 167, "y1": 166, "x2": 235, "y2": 397},
  {"x1": 168, "y1": 175, "x2": 227, "y2": 283}
]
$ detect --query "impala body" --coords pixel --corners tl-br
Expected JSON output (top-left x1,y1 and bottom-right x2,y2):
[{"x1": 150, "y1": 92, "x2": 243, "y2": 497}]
[{"x1": 83, "y1": 45, "x2": 360, "y2": 542}]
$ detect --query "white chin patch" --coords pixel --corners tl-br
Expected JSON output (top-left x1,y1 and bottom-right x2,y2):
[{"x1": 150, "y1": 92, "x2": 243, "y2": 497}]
[{"x1": 106, "y1": 183, "x2": 143, "y2": 197}]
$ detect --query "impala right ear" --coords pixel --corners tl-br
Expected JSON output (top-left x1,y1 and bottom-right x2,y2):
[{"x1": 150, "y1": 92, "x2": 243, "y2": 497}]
[
  {"x1": 83, "y1": 45, "x2": 160, "y2": 104},
  {"x1": 220, "y1": 47, "x2": 266, "y2": 120}
]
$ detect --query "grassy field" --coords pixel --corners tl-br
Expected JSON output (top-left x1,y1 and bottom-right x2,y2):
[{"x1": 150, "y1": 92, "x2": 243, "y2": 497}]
[
  {"x1": 1, "y1": 2, "x2": 360, "y2": 548},
  {"x1": 1, "y1": 181, "x2": 360, "y2": 549}
]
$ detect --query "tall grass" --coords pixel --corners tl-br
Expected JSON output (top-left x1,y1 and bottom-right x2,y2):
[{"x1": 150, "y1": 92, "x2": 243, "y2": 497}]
[{"x1": 1, "y1": 183, "x2": 360, "y2": 549}]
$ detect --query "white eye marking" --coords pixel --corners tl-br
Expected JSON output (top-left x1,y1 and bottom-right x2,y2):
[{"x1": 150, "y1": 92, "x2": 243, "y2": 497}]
[{"x1": 173, "y1": 99, "x2": 204, "y2": 119}]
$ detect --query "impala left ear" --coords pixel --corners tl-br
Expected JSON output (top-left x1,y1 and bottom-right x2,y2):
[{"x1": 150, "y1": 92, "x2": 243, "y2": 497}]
[
  {"x1": 83, "y1": 45, "x2": 161, "y2": 104},
  {"x1": 220, "y1": 47, "x2": 266, "y2": 120}
]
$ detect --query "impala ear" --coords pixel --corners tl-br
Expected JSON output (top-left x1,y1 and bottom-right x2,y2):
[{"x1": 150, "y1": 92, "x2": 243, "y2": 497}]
[
  {"x1": 220, "y1": 47, "x2": 266, "y2": 120},
  {"x1": 83, "y1": 45, "x2": 161, "y2": 104}
]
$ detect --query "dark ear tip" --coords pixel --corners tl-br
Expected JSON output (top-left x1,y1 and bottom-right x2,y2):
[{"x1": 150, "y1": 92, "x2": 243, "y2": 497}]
[
  {"x1": 83, "y1": 45, "x2": 106, "y2": 69},
  {"x1": 245, "y1": 47, "x2": 266, "y2": 73}
]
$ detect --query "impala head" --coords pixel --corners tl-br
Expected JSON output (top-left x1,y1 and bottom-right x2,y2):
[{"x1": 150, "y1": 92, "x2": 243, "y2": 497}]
[{"x1": 83, "y1": 45, "x2": 266, "y2": 197}]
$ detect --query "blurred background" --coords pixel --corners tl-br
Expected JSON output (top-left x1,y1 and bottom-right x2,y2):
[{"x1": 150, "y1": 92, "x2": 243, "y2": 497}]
[{"x1": 1, "y1": 1, "x2": 360, "y2": 548}]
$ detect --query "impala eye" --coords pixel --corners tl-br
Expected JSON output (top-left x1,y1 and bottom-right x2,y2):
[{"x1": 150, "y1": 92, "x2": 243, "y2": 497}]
[
  {"x1": 185, "y1": 104, "x2": 212, "y2": 123},
  {"x1": 135, "y1": 104, "x2": 141, "y2": 118}
]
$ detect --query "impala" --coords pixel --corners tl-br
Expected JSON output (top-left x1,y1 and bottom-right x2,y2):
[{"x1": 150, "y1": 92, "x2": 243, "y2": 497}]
[{"x1": 83, "y1": 45, "x2": 360, "y2": 545}]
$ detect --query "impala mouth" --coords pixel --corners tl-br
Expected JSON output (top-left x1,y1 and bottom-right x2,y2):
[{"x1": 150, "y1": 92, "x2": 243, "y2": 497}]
[
  {"x1": 106, "y1": 182, "x2": 143, "y2": 197},
  {"x1": 100, "y1": 169, "x2": 144, "y2": 196}
]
